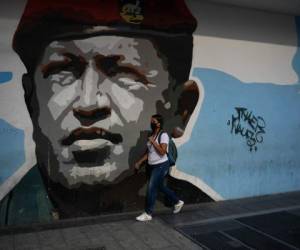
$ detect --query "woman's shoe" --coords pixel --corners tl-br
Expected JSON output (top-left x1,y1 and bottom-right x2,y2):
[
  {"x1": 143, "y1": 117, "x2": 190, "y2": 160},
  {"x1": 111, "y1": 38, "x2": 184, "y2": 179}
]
[
  {"x1": 136, "y1": 212, "x2": 152, "y2": 221},
  {"x1": 173, "y1": 200, "x2": 184, "y2": 214}
]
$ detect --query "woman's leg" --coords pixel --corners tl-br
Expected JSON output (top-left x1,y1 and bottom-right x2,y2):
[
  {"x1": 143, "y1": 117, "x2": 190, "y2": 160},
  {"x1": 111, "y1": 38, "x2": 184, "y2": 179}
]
[
  {"x1": 145, "y1": 166, "x2": 162, "y2": 215},
  {"x1": 158, "y1": 162, "x2": 180, "y2": 205}
]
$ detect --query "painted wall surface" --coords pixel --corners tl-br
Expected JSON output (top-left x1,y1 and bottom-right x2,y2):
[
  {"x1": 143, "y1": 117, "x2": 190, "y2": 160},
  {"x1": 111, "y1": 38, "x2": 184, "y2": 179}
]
[{"x1": 0, "y1": 0, "x2": 300, "y2": 225}]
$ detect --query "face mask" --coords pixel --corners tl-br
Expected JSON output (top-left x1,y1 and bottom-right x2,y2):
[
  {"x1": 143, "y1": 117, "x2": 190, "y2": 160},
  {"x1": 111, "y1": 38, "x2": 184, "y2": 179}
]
[{"x1": 150, "y1": 122, "x2": 157, "y2": 131}]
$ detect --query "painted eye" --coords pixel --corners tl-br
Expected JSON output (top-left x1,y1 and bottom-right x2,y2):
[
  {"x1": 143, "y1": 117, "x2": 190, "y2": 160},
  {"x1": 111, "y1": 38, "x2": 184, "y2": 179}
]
[
  {"x1": 49, "y1": 71, "x2": 76, "y2": 86},
  {"x1": 146, "y1": 70, "x2": 158, "y2": 78},
  {"x1": 118, "y1": 77, "x2": 148, "y2": 91}
]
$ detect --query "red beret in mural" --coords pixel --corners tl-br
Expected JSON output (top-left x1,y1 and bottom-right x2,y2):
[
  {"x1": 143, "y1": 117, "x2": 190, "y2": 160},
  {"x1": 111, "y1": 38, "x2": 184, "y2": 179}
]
[
  {"x1": 13, "y1": 0, "x2": 197, "y2": 71},
  {"x1": 14, "y1": 0, "x2": 196, "y2": 37}
]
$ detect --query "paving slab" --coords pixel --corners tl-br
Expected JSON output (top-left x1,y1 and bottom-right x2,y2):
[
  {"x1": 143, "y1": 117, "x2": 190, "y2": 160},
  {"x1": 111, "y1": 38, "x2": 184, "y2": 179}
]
[
  {"x1": 37, "y1": 229, "x2": 67, "y2": 249},
  {"x1": 225, "y1": 226, "x2": 293, "y2": 250},
  {"x1": 213, "y1": 200, "x2": 253, "y2": 214},
  {"x1": 78, "y1": 224, "x2": 125, "y2": 250},
  {"x1": 0, "y1": 234, "x2": 14, "y2": 250},
  {"x1": 288, "y1": 208, "x2": 300, "y2": 217},
  {"x1": 124, "y1": 219, "x2": 179, "y2": 249},
  {"x1": 149, "y1": 219, "x2": 203, "y2": 250},
  {"x1": 237, "y1": 211, "x2": 300, "y2": 248},
  {"x1": 14, "y1": 232, "x2": 40, "y2": 250},
  {"x1": 103, "y1": 221, "x2": 150, "y2": 250},
  {"x1": 159, "y1": 211, "x2": 207, "y2": 227},
  {"x1": 178, "y1": 220, "x2": 243, "y2": 235},
  {"x1": 190, "y1": 231, "x2": 251, "y2": 250},
  {"x1": 207, "y1": 202, "x2": 242, "y2": 217}
]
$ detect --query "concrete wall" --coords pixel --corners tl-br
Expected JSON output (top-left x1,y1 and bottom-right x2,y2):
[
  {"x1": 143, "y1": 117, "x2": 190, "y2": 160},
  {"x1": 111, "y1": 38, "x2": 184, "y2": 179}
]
[{"x1": 0, "y1": 0, "x2": 300, "y2": 225}]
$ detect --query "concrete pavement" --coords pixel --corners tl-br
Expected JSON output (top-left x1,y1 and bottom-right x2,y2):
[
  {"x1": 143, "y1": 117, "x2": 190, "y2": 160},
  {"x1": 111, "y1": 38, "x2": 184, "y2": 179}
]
[{"x1": 0, "y1": 191, "x2": 300, "y2": 250}]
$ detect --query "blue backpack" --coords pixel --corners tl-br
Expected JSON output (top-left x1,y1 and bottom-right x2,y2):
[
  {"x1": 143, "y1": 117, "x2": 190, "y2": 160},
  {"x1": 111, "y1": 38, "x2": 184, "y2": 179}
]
[{"x1": 158, "y1": 131, "x2": 177, "y2": 166}]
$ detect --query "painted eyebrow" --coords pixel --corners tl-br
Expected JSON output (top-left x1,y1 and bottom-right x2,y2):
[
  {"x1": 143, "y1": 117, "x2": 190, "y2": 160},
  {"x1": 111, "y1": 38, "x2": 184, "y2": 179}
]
[
  {"x1": 94, "y1": 54, "x2": 151, "y2": 85},
  {"x1": 41, "y1": 53, "x2": 87, "y2": 79}
]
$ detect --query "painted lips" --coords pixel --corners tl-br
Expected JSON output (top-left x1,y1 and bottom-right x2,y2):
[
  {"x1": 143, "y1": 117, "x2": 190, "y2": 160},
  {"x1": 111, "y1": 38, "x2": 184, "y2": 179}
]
[{"x1": 61, "y1": 127, "x2": 123, "y2": 146}]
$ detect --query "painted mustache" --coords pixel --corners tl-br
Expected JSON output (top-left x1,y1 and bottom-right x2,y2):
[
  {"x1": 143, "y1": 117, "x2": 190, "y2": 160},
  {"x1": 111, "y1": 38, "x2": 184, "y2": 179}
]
[{"x1": 61, "y1": 127, "x2": 123, "y2": 146}]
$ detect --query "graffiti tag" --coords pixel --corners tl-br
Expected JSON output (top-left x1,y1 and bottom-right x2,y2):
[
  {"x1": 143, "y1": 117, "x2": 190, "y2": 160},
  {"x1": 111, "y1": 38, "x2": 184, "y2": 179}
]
[{"x1": 227, "y1": 107, "x2": 266, "y2": 152}]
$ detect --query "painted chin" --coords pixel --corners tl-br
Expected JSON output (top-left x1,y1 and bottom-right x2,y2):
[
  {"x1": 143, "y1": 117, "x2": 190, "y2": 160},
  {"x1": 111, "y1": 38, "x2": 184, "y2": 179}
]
[
  {"x1": 59, "y1": 161, "x2": 120, "y2": 185},
  {"x1": 53, "y1": 143, "x2": 128, "y2": 185},
  {"x1": 68, "y1": 164, "x2": 121, "y2": 185}
]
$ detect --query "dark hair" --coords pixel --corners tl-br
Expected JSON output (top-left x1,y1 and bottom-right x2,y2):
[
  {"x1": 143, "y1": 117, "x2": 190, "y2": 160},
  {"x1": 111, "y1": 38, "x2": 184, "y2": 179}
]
[{"x1": 152, "y1": 114, "x2": 164, "y2": 129}]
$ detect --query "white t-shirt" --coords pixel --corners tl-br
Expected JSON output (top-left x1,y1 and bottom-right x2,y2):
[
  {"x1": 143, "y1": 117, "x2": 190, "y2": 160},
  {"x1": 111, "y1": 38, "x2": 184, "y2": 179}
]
[{"x1": 147, "y1": 132, "x2": 169, "y2": 165}]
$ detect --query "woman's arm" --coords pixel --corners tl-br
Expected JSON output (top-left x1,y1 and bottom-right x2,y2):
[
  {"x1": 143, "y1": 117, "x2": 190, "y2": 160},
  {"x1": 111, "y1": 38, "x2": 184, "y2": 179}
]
[
  {"x1": 148, "y1": 132, "x2": 168, "y2": 156},
  {"x1": 150, "y1": 141, "x2": 167, "y2": 156},
  {"x1": 135, "y1": 151, "x2": 148, "y2": 170},
  {"x1": 138, "y1": 152, "x2": 148, "y2": 165}
]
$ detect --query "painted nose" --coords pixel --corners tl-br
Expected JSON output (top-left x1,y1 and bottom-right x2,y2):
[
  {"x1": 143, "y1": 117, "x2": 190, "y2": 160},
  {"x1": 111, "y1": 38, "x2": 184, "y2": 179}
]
[{"x1": 73, "y1": 61, "x2": 111, "y2": 126}]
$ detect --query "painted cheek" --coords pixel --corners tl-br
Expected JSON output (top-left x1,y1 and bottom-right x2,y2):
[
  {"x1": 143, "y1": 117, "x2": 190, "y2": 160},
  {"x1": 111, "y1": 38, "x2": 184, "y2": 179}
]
[
  {"x1": 48, "y1": 81, "x2": 80, "y2": 120},
  {"x1": 110, "y1": 83, "x2": 144, "y2": 123},
  {"x1": 110, "y1": 110, "x2": 125, "y2": 127},
  {"x1": 61, "y1": 111, "x2": 81, "y2": 132}
]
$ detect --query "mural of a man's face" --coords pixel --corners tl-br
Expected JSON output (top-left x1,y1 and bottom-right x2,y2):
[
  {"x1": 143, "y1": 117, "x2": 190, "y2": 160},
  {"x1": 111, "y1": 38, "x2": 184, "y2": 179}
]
[{"x1": 32, "y1": 35, "x2": 178, "y2": 187}]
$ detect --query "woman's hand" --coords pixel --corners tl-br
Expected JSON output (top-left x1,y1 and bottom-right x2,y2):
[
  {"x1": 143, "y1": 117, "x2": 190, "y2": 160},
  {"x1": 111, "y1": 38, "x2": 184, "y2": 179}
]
[
  {"x1": 134, "y1": 152, "x2": 148, "y2": 173},
  {"x1": 134, "y1": 161, "x2": 141, "y2": 171},
  {"x1": 148, "y1": 136, "x2": 155, "y2": 144}
]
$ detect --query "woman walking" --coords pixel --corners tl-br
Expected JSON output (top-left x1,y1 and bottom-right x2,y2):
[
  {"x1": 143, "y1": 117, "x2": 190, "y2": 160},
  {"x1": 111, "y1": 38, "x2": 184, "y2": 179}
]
[{"x1": 134, "y1": 114, "x2": 184, "y2": 221}]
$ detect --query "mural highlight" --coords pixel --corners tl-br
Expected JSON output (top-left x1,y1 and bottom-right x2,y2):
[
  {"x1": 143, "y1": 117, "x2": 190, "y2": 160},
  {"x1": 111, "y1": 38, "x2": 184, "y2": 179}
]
[{"x1": 0, "y1": 0, "x2": 211, "y2": 225}]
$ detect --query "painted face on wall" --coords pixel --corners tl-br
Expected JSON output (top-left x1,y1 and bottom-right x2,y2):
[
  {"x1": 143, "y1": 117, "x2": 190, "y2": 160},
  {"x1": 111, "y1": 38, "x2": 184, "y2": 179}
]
[{"x1": 33, "y1": 35, "x2": 172, "y2": 187}]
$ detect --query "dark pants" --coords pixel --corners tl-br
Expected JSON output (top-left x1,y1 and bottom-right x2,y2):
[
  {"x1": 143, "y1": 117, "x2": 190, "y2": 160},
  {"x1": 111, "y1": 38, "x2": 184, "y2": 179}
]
[{"x1": 145, "y1": 160, "x2": 179, "y2": 215}]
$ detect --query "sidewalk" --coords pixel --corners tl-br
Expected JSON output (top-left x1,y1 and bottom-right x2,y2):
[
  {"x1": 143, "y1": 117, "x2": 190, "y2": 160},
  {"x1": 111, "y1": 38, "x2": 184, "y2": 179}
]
[
  {"x1": 161, "y1": 191, "x2": 300, "y2": 250},
  {"x1": 0, "y1": 191, "x2": 300, "y2": 250}
]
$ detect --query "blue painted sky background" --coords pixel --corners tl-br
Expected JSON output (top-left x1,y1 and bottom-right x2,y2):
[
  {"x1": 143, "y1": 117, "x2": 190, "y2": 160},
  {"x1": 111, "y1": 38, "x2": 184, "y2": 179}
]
[
  {"x1": 178, "y1": 17, "x2": 300, "y2": 199},
  {"x1": 0, "y1": 73, "x2": 25, "y2": 185},
  {"x1": 0, "y1": 72, "x2": 12, "y2": 84},
  {"x1": 0, "y1": 118, "x2": 24, "y2": 184}
]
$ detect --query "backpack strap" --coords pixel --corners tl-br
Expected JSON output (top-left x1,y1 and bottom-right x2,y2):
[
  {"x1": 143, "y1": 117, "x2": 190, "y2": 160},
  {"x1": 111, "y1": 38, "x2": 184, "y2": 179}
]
[
  {"x1": 149, "y1": 130, "x2": 163, "y2": 151},
  {"x1": 157, "y1": 130, "x2": 165, "y2": 144}
]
